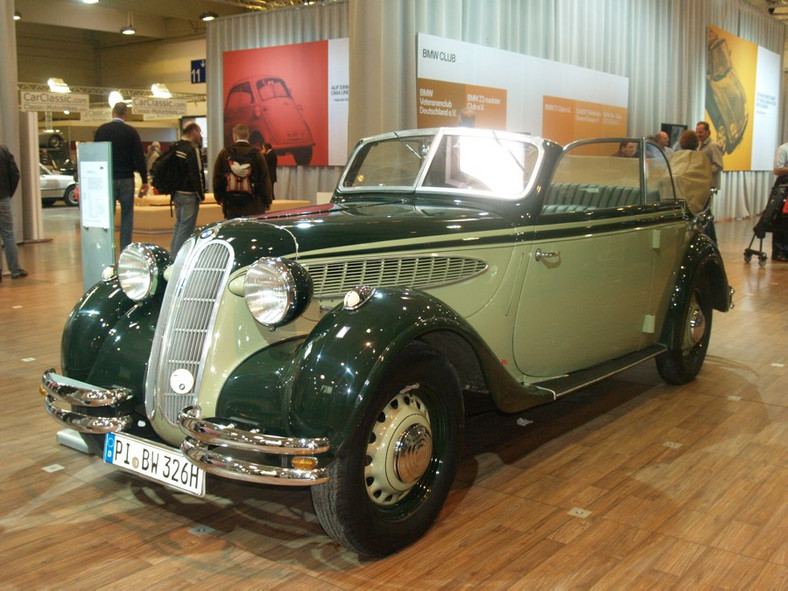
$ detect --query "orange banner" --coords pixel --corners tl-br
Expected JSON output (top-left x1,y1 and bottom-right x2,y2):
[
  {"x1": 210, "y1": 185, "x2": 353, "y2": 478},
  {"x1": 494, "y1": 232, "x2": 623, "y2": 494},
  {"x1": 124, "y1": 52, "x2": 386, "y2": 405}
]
[{"x1": 542, "y1": 96, "x2": 628, "y2": 144}]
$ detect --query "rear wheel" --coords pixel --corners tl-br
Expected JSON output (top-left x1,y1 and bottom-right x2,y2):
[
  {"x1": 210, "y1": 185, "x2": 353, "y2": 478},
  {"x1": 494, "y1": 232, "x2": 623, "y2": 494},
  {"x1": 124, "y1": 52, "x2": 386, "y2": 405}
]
[
  {"x1": 657, "y1": 277, "x2": 713, "y2": 384},
  {"x1": 311, "y1": 343, "x2": 463, "y2": 556}
]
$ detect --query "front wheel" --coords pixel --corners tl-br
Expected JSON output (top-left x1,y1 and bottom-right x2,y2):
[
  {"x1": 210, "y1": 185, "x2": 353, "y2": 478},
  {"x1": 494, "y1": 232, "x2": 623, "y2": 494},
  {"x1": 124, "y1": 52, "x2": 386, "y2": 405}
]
[
  {"x1": 311, "y1": 343, "x2": 463, "y2": 557},
  {"x1": 292, "y1": 147, "x2": 312, "y2": 166},
  {"x1": 64, "y1": 185, "x2": 78, "y2": 207},
  {"x1": 656, "y1": 277, "x2": 713, "y2": 384}
]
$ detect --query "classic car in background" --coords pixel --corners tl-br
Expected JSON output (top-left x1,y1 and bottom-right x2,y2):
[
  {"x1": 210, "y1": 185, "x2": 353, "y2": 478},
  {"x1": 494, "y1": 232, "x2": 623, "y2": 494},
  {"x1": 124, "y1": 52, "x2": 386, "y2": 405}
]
[
  {"x1": 41, "y1": 128, "x2": 733, "y2": 557},
  {"x1": 223, "y1": 75, "x2": 314, "y2": 165},
  {"x1": 39, "y1": 163, "x2": 78, "y2": 206},
  {"x1": 706, "y1": 30, "x2": 748, "y2": 154}
]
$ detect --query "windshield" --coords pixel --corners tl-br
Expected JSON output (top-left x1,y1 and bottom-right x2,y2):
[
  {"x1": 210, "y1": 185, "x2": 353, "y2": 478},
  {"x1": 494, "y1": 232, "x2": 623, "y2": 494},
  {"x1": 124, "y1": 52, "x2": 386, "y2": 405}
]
[{"x1": 340, "y1": 130, "x2": 541, "y2": 200}]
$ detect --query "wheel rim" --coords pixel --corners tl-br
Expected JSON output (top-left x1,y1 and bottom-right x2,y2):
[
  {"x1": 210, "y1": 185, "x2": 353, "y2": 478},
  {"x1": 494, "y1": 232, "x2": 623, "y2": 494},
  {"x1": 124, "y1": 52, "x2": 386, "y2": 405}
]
[
  {"x1": 682, "y1": 292, "x2": 706, "y2": 354},
  {"x1": 365, "y1": 388, "x2": 432, "y2": 506}
]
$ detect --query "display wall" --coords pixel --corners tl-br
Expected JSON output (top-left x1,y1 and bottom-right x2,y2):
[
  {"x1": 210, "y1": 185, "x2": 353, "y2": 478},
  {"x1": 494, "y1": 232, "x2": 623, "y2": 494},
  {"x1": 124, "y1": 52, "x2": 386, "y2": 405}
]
[{"x1": 205, "y1": 0, "x2": 784, "y2": 216}]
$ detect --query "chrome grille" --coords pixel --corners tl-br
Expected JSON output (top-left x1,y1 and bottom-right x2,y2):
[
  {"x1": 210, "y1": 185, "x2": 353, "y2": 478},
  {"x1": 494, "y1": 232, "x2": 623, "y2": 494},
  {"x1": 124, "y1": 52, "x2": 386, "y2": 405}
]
[
  {"x1": 145, "y1": 240, "x2": 233, "y2": 425},
  {"x1": 304, "y1": 256, "x2": 488, "y2": 299}
]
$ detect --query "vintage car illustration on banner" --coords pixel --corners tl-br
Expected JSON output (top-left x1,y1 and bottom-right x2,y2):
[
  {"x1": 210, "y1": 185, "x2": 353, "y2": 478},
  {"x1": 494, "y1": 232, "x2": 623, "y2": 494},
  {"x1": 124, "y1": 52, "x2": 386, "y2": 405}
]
[
  {"x1": 705, "y1": 30, "x2": 749, "y2": 154},
  {"x1": 41, "y1": 127, "x2": 733, "y2": 557},
  {"x1": 223, "y1": 75, "x2": 315, "y2": 165}
]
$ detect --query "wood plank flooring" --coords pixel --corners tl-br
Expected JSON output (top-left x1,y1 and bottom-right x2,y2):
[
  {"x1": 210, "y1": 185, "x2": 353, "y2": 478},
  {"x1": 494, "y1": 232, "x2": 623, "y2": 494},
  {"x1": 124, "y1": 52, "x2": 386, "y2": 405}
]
[{"x1": 1, "y1": 206, "x2": 785, "y2": 589}]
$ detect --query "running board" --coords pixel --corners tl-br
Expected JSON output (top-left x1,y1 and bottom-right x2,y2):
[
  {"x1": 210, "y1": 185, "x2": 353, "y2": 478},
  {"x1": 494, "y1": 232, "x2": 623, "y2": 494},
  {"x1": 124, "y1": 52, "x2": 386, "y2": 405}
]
[{"x1": 528, "y1": 345, "x2": 666, "y2": 400}]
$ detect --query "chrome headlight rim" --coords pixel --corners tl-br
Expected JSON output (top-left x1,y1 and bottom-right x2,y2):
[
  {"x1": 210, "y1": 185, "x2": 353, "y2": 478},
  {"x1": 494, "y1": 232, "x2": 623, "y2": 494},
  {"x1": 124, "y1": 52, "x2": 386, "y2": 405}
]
[
  {"x1": 243, "y1": 257, "x2": 312, "y2": 329},
  {"x1": 117, "y1": 243, "x2": 171, "y2": 302}
]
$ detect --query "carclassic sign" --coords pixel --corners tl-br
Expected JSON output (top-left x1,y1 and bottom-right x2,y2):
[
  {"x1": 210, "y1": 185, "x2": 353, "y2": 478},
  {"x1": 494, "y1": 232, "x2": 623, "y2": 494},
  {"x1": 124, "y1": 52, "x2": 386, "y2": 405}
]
[
  {"x1": 131, "y1": 97, "x2": 188, "y2": 117},
  {"x1": 20, "y1": 91, "x2": 90, "y2": 113}
]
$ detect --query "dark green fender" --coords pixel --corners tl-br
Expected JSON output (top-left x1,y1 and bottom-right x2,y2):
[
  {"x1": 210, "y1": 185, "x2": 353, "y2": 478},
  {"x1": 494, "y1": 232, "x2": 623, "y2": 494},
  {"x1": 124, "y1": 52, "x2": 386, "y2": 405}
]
[
  {"x1": 659, "y1": 232, "x2": 731, "y2": 349},
  {"x1": 217, "y1": 287, "x2": 539, "y2": 459},
  {"x1": 61, "y1": 278, "x2": 161, "y2": 401}
]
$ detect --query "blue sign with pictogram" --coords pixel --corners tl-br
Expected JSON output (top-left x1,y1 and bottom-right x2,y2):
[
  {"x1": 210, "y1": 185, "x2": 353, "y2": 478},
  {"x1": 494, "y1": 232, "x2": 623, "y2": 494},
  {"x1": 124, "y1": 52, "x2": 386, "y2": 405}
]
[{"x1": 191, "y1": 59, "x2": 206, "y2": 84}]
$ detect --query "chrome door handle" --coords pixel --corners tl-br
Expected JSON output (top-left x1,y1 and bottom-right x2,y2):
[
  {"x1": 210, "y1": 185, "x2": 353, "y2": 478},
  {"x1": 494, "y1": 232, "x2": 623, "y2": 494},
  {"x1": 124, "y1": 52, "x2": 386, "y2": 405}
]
[{"x1": 534, "y1": 248, "x2": 560, "y2": 262}]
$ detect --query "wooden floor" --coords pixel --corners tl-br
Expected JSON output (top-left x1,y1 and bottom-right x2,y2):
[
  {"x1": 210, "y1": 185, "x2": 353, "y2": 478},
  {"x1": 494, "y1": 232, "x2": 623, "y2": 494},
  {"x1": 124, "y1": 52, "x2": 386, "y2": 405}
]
[{"x1": 1, "y1": 207, "x2": 785, "y2": 590}]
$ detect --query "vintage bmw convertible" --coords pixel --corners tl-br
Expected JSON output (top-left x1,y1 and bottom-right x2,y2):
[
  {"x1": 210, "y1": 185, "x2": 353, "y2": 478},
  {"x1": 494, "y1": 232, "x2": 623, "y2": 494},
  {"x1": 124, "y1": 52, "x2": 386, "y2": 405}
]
[{"x1": 41, "y1": 127, "x2": 733, "y2": 556}]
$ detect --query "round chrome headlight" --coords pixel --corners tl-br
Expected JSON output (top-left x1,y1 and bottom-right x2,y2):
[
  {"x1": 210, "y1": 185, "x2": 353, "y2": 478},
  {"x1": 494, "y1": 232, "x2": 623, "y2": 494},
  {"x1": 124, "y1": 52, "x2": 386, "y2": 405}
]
[
  {"x1": 118, "y1": 243, "x2": 171, "y2": 302},
  {"x1": 243, "y1": 258, "x2": 312, "y2": 328}
]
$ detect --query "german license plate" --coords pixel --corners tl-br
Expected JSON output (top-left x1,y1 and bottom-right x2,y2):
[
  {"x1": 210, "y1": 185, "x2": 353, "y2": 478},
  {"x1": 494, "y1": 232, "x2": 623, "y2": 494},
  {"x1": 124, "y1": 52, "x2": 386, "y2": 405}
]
[{"x1": 104, "y1": 432, "x2": 205, "y2": 497}]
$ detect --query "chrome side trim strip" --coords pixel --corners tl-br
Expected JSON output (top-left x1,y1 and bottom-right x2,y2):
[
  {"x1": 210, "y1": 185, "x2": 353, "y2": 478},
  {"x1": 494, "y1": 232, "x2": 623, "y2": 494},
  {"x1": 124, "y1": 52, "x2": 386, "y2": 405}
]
[
  {"x1": 181, "y1": 438, "x2": 329, "y2": 486},
  {"x1": 178, "y1": 406, "x2": 330, "y2": 455},
  {"x1": 41, "y1": 369, "x2": 133, "y2": 407}
]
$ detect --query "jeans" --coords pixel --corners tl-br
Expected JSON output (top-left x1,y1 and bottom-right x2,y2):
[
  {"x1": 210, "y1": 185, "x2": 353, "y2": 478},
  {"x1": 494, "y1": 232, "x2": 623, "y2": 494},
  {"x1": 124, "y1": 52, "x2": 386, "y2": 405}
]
[
  {"x1": 0, "y1": 197, "x2": 23, "y2": 275},
  {"x1": 114, "y1": 177, "x2": 136, "y2": 251},
  {"x1": 170, "y1": 192, "x2": 200, "y2": 255}
]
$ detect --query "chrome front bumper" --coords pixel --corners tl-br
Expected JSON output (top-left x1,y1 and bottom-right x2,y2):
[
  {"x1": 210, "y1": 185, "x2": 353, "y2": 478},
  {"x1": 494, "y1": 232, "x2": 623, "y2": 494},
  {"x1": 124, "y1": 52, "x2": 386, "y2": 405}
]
[
  {"x1": 41, "y1": 369, "x2": 134, "y2": 433},
  {"x1": 178, "y1": 406, "x2": 331, "y2": 486},
  {"x1": 41, "y1": 371, "x2": 331, "y2": 486}
]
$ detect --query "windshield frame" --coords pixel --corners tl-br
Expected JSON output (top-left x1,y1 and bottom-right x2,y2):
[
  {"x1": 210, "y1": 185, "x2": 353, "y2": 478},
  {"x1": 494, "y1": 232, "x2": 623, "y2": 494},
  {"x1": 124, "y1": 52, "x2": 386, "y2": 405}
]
[{"x1": 336, "y1": 128, "x2": 545, "y2": 202}]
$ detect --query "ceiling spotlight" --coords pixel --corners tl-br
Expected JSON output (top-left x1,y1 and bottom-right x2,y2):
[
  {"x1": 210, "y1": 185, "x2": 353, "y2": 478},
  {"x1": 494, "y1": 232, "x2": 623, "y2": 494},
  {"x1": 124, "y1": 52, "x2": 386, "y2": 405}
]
[
  {"x1": 47, "y1": 77, "x2": 71, "y2": 93},
  {"x1": 151, "y1": 83, "x2": 171, "y2": 98},
  {"x1": 200, "y1": 11, "x2": 218, "y2": 21},
  {"x1": 82, "y1": 0, "x2": 99, "y2": 4},
  {"x1": 14, "y1": 11, "x2": 21, "y2": 20},
  {"x1": 121, "y1": 11, "x2": 135, "y2": 35},
  {"x1": 108, "y1": 90, "x2": 125, "y2": 108}
]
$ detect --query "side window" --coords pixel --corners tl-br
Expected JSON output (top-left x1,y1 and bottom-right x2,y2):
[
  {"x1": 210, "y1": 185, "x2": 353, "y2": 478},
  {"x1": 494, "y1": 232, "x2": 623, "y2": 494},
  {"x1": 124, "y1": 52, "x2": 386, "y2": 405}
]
[
  {"x1": 645, "y1": 142, "x2": 675, "y2": 203},
  {"x1": 544, "y1": 141, "x2": 641, "y2": 214},
  {"x1": 225, "y1": 82, "x2": 254, "y2": 109}
]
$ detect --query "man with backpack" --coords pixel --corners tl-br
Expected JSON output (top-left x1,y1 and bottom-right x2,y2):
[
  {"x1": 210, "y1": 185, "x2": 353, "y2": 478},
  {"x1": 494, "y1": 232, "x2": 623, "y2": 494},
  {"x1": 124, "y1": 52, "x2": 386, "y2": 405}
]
[
  {"x1": 212, "y1": 124, "x2": 272, "y2": 220},
  {"x1": 152, "y1": 122, "x2": 205, "y2": 255}
]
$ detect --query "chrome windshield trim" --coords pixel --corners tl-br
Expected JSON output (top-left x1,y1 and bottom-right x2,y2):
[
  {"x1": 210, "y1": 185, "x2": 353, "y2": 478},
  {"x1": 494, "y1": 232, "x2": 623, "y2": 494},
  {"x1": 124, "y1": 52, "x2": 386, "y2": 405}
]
[
  {"x1": 41, "y1": 369, "x2": 133, "y2": 407},
  {"x1": 179, "y1": 406, "x2": 330, "y2": 455}
]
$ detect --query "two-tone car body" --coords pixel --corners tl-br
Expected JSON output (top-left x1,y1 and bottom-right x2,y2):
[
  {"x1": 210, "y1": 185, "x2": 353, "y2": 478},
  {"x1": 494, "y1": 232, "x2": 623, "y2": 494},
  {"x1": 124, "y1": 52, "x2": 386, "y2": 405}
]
[{"x1": 42, "y1": 127, "x2": 732, "y2": 556}]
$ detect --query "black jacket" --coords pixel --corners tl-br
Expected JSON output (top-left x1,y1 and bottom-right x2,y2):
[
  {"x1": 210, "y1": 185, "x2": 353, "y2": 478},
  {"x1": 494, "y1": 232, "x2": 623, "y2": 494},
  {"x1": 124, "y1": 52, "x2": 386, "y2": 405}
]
[
  {"x1": 171, "y1": 139, "x2": 206, "y2": 199},
  {"x1": 93, "y1": 119, "x2": 147, "y2": 180},
  {"x1": 0, "y1": 145, "x2": 21, "y2": 199},
  {"x1": 212, "y1": 141, "x2": 272, "y2": 218}
]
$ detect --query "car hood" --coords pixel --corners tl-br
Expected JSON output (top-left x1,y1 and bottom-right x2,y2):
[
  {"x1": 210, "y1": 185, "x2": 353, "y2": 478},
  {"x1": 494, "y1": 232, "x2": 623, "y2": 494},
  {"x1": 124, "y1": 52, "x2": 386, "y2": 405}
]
[{"x1": 207, "y1": 199, "x2": 513, "y2": 268}]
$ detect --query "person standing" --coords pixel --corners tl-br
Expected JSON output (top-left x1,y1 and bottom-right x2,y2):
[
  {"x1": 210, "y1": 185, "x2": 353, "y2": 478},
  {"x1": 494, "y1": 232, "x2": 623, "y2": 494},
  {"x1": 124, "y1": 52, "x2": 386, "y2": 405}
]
[
  {"x1": 771, "y1": 140, "x2": 788, "y2": 262},
  {"x1": 94, "y1": 102, "x2": 148, "y2": 251},
  {"x1": 212, "y1": 124, "x2": 272, "y2": 219},
  {"x1": 696, "y1": 121, "x2": 723, "y2": 189},
  {"x1": 169, "y1": 122, "x2": 205, "y2": 255},
  {"x1": 262, "y1": 142, "x2": 278, "y2": 200},
  {"x1": 145, "y1": 141, "x2": 161, "y2": 187},
  {"x1": 655, "y1": 131, "x2": 674, "y2": 157},
  {"x1": 0, "y1": 145, "x2": 28, "y2": 280}
]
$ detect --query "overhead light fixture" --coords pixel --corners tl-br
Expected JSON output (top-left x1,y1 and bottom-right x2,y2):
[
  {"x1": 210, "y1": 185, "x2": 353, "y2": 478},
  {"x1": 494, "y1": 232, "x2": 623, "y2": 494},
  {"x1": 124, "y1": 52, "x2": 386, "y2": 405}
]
[
  {"x1": 82, "y1": 0, "x2": 99, "y2": 4},
  {"x1": 121, "y1": 11, "x2": 135, "y2": 35},
  {"x1": 200, "y1": 11, "x2": 218, "y2": 21},
  {"x1": 47, "y1": 77, "x2": 71, "y2": 94},
  {"x1": 13, "y1": 11, "x2": 21, "y2": 20},
  {"x1": 151, "y1": 83, "x2": 171, "y2": 98},
  {"x1": 108, "y1": 90, "x2": 125, "y2": 108}
]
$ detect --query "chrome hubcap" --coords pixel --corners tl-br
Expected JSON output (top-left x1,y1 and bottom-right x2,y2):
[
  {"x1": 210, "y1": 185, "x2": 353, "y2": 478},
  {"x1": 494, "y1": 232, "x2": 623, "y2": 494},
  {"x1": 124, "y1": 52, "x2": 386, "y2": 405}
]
[
  {"x1": 365, "y1": 387, "x2": 432, "y2": 506},
  {"x1": 684, "y1": 294, "x2": 706, "y2": 351}
]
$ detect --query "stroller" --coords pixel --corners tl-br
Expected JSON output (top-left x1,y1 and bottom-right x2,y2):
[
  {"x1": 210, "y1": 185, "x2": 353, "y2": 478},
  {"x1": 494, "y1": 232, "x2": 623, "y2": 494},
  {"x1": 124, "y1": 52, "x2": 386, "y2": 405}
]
[{"x1": 743, "y1": 183, "x2": 788, "y2": 267}]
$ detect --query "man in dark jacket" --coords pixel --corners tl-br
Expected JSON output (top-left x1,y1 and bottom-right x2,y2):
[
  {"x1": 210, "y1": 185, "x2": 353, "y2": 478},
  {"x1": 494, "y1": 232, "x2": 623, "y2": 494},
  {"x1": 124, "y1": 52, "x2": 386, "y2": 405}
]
[
  {"x1": 169, "y1": 122, "x2": 205, "y2": 255},
  {"x1": 94, "y1": 102, "x2": 148, "y2": 250},
  {"x1": 262, "y1": 142, "x2": 278, "y2": 200},
  {"x1": 0, "y1": 145, "x2": 27, "y2": 280},
  {"x1": 212, "y1": 124, "x2": 272, "y2": 219}
]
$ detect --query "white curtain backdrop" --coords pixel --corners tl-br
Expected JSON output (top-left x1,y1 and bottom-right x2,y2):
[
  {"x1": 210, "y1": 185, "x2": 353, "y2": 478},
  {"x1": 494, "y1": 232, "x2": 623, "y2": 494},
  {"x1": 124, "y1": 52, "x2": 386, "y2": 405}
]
[
  {"x1": 208, "y1": 0, "x2": 784, "y2": 218},
  {"x1": 348, "y1": 0, "x2": 784, "y2": 219}
]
